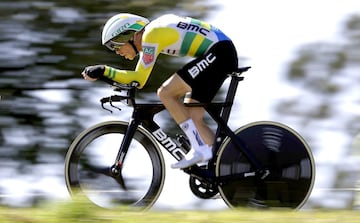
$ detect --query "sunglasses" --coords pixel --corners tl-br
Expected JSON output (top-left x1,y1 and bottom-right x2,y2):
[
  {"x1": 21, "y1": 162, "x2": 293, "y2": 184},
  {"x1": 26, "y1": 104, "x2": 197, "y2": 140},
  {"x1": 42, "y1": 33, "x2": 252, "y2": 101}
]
[{"x1": 104, "y1": 30, "x2": 135, "y2": 51}]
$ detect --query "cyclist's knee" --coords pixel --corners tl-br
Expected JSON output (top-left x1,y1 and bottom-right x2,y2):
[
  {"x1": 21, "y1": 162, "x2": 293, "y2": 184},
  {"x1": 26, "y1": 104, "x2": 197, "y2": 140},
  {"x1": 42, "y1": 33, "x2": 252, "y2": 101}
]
[
  {"x1": 157, "y1": 85, "x2": 170, "y2": 101},
  {"x1": 157, "y1": 86, "x2": 163, "y2": 97}
]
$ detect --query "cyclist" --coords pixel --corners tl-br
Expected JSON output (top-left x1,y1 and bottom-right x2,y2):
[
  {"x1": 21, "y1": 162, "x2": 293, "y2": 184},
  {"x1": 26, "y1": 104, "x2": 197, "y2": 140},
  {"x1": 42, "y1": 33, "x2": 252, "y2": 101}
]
[{"x1": 82, "y1": 13, "x2": 238, "y2": 169}]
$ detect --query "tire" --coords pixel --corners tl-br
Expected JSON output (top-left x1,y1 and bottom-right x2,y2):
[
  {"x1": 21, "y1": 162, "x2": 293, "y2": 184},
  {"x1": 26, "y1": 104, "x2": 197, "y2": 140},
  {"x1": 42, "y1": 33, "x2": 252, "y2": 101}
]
[
  {"x1": 64, "y1": 121, "x2": 165, "y2": 209},
  {"x1": 216, "y1": 121, "x2": 315, "y2": 209}
]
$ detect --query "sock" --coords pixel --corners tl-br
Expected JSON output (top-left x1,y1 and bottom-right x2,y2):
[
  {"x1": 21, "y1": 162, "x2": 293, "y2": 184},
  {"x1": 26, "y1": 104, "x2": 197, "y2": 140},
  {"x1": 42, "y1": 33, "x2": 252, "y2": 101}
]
[{"x1": 179, "y1": 119, "x2": 205, "y2": 149}]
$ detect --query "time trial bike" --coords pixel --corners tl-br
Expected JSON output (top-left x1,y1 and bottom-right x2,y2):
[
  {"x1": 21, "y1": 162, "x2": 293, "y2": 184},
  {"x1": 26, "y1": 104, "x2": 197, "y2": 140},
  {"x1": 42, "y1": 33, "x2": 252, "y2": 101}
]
[{"x1": 64, "y1": 66, "x2": 315, "y2": 210}]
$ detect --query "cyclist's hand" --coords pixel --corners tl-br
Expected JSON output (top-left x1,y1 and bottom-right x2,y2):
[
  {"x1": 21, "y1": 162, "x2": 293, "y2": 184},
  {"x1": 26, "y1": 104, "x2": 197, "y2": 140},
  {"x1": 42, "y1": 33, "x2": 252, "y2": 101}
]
[{"x1": 81, "y1": 65, "x2": 105, "y2": 80}]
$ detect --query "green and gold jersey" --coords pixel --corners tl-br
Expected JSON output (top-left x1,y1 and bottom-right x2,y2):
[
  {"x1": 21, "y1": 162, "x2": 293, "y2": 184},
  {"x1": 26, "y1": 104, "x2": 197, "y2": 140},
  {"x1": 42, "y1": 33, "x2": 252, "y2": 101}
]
[{"x1": 104, "y1": 14, "x2": 231, "y2": 88}]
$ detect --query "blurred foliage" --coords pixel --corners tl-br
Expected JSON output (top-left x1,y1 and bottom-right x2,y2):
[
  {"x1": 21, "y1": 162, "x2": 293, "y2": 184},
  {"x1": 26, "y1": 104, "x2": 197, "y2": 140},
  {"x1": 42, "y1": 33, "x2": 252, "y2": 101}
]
[
  {"x1": 279, "y1": 14, "x2": 360, "y2": 131},
  {"x1": 279, "y1": 14, "x2": 360, "y2": 209}
]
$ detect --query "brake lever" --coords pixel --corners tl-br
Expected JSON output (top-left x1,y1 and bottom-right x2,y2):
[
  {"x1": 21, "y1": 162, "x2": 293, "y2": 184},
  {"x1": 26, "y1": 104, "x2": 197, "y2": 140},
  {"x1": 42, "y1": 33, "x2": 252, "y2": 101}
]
[
  {"x1": 109, "y1": 100, "x2": 122, "y2": 112},
  {"x1": 101, "y1": 101, "x2": 113, "y2": 113},
  {"x1": 101, "y1": 96, "x2": 122, "y2": 113}
]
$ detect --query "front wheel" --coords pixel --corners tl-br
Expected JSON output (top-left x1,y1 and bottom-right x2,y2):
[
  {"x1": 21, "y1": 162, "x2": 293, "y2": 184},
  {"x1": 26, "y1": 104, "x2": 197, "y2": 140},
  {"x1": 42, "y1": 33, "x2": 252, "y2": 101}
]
[
  {"x1": 216, "y1": 121, "x2": 315, "y2": 209},
  {"x1": 64, "y1": 121, "x2": 166, "y2": 209}
]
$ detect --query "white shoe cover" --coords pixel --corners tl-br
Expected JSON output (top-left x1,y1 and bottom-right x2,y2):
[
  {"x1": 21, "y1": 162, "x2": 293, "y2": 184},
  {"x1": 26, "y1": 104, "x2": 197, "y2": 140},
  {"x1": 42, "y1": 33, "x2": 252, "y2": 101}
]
[{"x1": 171, "y1": 145, "x2": 212, "y2": 169}]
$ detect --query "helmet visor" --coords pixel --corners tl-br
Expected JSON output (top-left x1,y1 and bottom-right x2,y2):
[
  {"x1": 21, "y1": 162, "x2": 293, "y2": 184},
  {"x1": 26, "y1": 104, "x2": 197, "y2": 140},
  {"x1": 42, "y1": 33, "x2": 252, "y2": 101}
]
[{"x1": 104, "y1": 30, "x2": 136, "y2": 51}]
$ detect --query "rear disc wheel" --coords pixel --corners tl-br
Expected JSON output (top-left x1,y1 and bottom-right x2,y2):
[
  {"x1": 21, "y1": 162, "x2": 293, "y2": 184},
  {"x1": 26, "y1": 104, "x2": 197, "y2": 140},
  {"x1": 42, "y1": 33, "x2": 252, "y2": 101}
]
[{"x1": 216, "y1": 121, "x2": 315, "y2": 209}]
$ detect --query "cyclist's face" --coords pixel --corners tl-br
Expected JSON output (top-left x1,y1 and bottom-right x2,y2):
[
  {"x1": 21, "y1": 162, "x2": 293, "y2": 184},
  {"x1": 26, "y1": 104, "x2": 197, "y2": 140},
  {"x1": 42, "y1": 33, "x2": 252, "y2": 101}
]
[{"x1": 115, "y1": 42, "x2": 137, "y2": 60}]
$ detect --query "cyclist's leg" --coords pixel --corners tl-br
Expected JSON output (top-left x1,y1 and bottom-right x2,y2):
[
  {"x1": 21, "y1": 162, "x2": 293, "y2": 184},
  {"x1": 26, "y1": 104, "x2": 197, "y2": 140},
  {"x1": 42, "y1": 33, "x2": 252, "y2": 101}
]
[
  {"x1": 157, "y1": 74, "x2": 191, "y2": 124},
  {"x1": 157, "y1": 74, "x2": 212, "y2": 169},
  {"x1": 157, "y1": 77, "x2": 213, "y2": 145},
  {"x1": 176, "y1": 41, "x2": 238, "y2": 143},
  {"x1": 185, "y1": 97, "x2": 215, "y2": 145}
]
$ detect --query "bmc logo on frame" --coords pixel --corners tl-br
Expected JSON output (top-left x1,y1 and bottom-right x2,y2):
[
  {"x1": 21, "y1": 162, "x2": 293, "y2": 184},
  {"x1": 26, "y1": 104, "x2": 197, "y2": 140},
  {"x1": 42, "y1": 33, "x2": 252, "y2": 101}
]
[
  {"x1": 188, "y1": 53, "x2": 216, "y2": 78},
  {"x1": 152, "y1": 129, "x2": 186, "y2": 160}
]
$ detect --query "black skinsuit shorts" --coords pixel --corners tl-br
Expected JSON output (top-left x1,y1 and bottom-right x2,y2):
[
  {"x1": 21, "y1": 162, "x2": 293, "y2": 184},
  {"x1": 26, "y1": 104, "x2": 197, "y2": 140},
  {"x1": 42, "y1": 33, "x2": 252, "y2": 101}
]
[{"x1": 177, "y1": 40, "x2": 238, "y2": 103}]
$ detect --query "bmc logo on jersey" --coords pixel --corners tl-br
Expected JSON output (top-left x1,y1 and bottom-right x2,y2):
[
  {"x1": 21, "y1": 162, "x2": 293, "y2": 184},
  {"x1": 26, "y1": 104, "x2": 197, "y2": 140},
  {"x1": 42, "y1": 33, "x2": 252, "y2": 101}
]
[
  {"x1": 142, "y1": 45, "x2": 156, "y2": 67},
  {"x1": 188, "y1": 53, "x2": 216, "y2": 78},
  {"x1": 177, "y1": 21, "x2": 210, "y2": 36}
]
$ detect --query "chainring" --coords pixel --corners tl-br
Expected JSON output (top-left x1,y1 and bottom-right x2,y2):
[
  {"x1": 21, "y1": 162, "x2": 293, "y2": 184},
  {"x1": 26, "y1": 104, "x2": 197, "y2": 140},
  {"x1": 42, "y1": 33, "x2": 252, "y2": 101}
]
[{"x1": 189, "y1": 176, "x2": 219, "y2": 199}]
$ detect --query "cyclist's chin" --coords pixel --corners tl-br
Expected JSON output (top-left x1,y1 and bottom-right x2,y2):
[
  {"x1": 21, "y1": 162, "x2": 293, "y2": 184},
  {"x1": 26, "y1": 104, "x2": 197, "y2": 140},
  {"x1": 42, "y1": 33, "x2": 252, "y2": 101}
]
[{"x1": 125, "y1": 55, "x2": 135, "y2": 60}]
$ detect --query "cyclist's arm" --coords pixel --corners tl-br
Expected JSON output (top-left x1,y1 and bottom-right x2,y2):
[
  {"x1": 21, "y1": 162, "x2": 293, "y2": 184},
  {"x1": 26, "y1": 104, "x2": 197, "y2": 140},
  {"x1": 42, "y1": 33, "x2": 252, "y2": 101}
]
[{"x1": 103, "y1": 28, "x2": 179, "y2": 89}]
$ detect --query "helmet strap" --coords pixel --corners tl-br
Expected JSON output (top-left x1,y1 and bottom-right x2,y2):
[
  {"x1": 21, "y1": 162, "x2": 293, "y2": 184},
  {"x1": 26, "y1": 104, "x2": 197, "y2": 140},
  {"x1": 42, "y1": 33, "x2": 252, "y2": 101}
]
[{"x1": 128, "y1": 39, "x2": 139, "y2": 55}]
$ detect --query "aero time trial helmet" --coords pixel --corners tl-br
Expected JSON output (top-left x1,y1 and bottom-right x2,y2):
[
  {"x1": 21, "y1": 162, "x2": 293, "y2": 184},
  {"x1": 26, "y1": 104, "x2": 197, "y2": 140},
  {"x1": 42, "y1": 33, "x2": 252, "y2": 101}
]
[{"x1": 102, "y1": 13, "x2": 149, "y2": 51}]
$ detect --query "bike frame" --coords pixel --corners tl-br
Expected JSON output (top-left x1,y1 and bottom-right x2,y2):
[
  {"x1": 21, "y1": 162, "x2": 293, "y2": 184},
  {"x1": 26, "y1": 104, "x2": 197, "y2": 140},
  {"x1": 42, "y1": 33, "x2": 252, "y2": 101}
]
[{"x1": 103, "y1": 67, "x2": 262, "y2": 182}]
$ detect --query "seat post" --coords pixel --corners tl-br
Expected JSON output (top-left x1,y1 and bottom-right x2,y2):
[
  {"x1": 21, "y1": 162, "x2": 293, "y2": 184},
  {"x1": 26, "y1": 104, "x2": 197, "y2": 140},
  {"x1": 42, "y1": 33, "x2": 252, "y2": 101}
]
[
  {"x1": 220, "y1": 74, "x2": 244, "y2": 123},
  {"x1": 220, "y1": 66, "x2": 250, "y2": 123}
]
